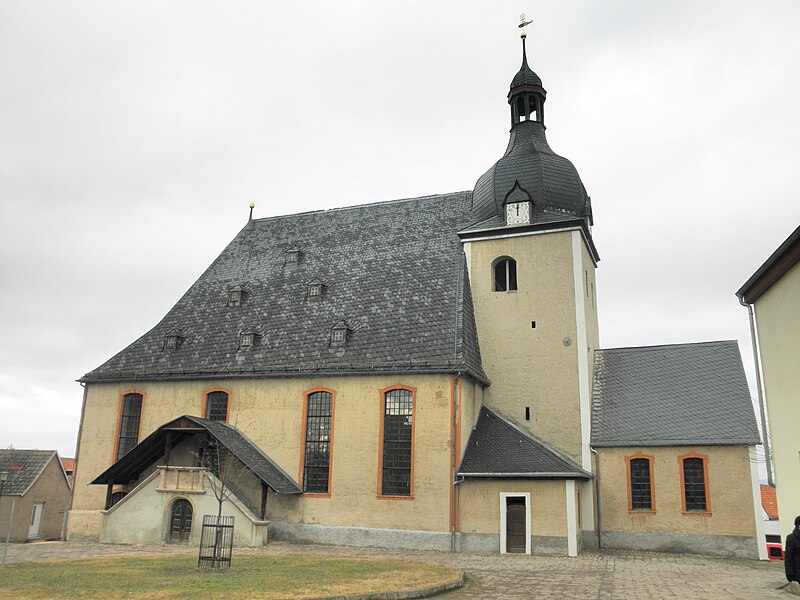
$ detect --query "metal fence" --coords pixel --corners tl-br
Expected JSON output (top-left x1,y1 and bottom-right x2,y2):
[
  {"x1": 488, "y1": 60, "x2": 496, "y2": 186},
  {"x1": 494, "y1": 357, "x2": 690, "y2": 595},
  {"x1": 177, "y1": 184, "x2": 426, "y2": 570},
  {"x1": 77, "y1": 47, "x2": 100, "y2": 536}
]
[{"x1": 197, "y1": 514, "x2": 234, "y2": 570}]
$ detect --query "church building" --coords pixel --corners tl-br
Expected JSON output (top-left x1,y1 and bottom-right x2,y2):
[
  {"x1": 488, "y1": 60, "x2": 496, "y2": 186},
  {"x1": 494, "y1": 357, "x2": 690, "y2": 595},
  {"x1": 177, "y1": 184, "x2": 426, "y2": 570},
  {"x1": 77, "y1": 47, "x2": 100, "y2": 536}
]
[{"x1": 68, "y1": 32, "x2": 765, "y2": 559}]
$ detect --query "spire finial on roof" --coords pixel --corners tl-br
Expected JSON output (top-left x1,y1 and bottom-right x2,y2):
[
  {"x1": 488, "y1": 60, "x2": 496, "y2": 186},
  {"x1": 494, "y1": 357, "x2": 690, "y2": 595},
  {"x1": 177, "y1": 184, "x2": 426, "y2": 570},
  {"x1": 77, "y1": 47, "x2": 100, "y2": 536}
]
[{"x1": 248, "y1": 201, "x2": 255, "y2": 222}]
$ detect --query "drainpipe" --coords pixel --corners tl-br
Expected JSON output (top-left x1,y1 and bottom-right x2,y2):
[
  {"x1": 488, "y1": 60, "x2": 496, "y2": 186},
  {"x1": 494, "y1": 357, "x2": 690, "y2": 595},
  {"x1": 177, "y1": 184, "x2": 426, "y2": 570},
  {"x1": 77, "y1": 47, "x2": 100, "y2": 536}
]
[
  {"x1": 590, "y1": 447, "x2": 601, "y2": 549},
  {"x1": 739, "y1": 297, "x2": 774, "y2": 486},
  {"x1": 450, "y1": 372, "x2": 462, "y2": 553}
]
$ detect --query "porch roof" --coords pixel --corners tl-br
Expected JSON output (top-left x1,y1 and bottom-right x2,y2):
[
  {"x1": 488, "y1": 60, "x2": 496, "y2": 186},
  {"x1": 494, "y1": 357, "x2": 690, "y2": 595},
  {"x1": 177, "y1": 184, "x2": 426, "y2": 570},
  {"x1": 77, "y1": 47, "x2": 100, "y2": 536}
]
[{"x1": 91, "y1": 415, "x2": 301, "y2": 494}]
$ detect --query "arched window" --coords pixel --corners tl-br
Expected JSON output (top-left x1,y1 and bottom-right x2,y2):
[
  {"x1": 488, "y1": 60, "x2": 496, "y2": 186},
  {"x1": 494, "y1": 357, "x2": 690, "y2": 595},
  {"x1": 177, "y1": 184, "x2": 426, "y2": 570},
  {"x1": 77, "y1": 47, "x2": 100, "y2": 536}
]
[
  {"x1": 626, "y1": 453, "x2": 655, "y2": 512},
  {"x1": 169, "y1": 499, "x2": 193, "y2": 544},
  {"x1": 301, "y1": 390, "x2": 334, "y2": 494},
  {"x1": 204, "y1": 391, "x2": 229, "y2": 422},
  {"x1": 493, "y1": 257, "x2": 518, "y2": 292},
  {"x1": 379, "y1": 387, "x2": 414, "y2": 497},
  {"x1": 680, "y1": 454, "x2": 710, "y2": 513},
  {"x1": 116, "y1": 392, "x2": 143, "y2": 460}
]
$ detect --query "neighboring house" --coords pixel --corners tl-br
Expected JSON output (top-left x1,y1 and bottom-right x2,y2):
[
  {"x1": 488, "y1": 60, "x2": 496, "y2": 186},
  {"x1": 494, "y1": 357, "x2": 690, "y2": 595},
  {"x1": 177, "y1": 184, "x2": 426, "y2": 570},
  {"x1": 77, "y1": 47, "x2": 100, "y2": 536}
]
[
  {"x1": 61, "y1": 457, "x2": 75, "y2": 488},
  {"x1": 737, "y1": 225, "x2": 800, "y2": 546},
  {"x1": 0, "y1": 450, "x2": 72, "y2": 542},
  {"x1": 760, "y1": 484, "x2": 783, "y2": 560},
  {"x1": 68, "y1": 35, "x2": 765, "y2": 558}
]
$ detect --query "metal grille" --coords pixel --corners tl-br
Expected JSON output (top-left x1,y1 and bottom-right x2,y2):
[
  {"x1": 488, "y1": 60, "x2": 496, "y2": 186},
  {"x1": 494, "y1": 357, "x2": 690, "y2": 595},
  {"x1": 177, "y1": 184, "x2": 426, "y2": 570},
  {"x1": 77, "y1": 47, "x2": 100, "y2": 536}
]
[
  {"x1": 205, "y1": 391, "x2": 228, "y2": 421},
  {"x1": 116, "y1": 393, "x2": 142, "y2": 459},
  {"x1": 682, "y1": 458, "x2": 707, "y2": 511},
  {"x1": 382, "y1": 389, "x2": 413, "y2": 496},
  {"x1": 198, "y1": 515, "x2": 234, "y2": 570},
  {"x1": 629, "y1": 458, "x2": 652, "y2": 510},
  {"x1": 303, "y1": 392, "x2": 332, "y2": 493}
]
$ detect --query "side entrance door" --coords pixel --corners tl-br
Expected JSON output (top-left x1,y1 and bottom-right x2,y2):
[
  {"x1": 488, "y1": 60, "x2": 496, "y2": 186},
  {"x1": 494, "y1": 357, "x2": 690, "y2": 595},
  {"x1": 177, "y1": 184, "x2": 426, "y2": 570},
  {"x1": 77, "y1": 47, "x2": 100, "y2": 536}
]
[
  {"x1": 28, "y1": 503, "x2": 44, "y2": 539},
  {"x1": 169, "y1": 499, "x2": 193, "y2": 544},
  {"x1": 506, "y1": 497, "x2": 526, "y2": 553}
]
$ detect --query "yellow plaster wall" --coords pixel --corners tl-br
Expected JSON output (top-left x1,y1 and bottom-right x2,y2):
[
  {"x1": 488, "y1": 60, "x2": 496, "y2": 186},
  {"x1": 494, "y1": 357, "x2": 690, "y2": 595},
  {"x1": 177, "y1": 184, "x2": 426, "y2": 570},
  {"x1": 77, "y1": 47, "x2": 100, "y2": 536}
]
[
  {"x1": 70, "y1": 374, "x2": 456, "y2": 539},
  {"x1": 465, "y1": 231, "x2": 586, "y2": 463},
  {"x1": 458, "y1": 479, "x2": 567, "y2": 537},
  {"x1": 754, "y1": 261, "x2": 800, "y2": 541},
  {"x1": 597, "y1": 446, "x2": 756, "y2": 536}
]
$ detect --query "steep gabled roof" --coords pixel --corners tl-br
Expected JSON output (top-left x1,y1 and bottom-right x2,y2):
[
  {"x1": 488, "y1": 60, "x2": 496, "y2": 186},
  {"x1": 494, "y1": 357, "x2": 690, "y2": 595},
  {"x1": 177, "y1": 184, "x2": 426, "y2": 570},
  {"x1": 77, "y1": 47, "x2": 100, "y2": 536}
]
[
  {"x1": 81, "y1": 193, "x2": 487, "y2": 385},
  {"x1": 91, "y1": 415, "x2": 301, "y2": 494},
  {"x1": 0, "y1": 449, "x2": 66, "y2": 496},
  {"x1": 458, "y1": 407, "x2": 590, "y2": 479},
  {"x1": 591, "y1": 341, "x2": 761, "y2": 447}
]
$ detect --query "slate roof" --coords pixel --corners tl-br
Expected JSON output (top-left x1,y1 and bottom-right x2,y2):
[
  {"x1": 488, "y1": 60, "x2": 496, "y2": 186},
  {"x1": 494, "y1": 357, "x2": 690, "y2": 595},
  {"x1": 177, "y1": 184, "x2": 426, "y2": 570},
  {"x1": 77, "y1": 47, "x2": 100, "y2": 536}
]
[
  {"x1": 591, "y1": 341, "x2": 761, "y2": 447},
  {"x1": 458, "y1": 407, "x2": 591, "y2": 479},
  {"x1": 510, "y1": 40, "x2": 543, "y2": 89},
  {"x1": 81, "y1": 193, "x2": 487, "y2": 384},
  {"x1": 91, "y1": 415, "x2": 301, "y2": 494},
  {"x1": 0, "y1": 450, "x2": 63, "y2": 496}
]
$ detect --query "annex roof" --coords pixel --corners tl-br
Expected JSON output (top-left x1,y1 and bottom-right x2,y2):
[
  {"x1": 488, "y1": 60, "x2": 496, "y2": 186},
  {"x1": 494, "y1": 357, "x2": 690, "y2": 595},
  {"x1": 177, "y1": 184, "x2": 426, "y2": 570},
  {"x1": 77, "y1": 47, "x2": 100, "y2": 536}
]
[
  {"x1": 81, "y1": 193, "x2": 487, "y2": 385},
  {"x1": 737, "y1": 225, "x2": 800, "y2": 304},
  {"x1": 0, "y1": 449, "x2": 65, "y2": 496},
  {"x1": 91, "y1": 415, "x2": 301, "y2": 494},
  {"x1": 458, "y1": 407, "x2": 591, "y2": 479},
  {"x1": 591, "y1": 341, "x2": 761, "y2": 447}
]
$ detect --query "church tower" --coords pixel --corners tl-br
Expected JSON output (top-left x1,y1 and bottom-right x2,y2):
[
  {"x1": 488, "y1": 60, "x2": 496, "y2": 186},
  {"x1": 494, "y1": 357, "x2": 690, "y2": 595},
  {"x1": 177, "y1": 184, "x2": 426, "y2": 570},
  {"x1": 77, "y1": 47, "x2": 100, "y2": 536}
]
[{"x1": 459, "y1": 29, "x2": 600, "y2": 476}]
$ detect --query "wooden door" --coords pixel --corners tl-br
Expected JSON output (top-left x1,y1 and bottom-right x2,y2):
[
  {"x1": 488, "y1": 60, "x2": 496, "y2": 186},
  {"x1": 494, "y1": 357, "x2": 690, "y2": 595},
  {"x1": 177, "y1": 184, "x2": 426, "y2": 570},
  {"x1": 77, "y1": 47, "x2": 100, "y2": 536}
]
[
  {"x1": 169, "y1": 499, "x2": 193, "y2": 544},
  {"x1": 506, "y1": 497, "x2": 526, "y2": 553}
]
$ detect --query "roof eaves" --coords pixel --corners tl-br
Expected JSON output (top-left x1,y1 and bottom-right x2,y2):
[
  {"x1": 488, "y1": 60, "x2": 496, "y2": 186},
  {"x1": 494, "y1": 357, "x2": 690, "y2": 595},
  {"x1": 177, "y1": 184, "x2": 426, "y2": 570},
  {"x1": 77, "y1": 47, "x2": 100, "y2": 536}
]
[
  {"x1": 737, "y1": 225, "x2": 800, "y2": 303},
  {"x1": 457, "y1": 471, "x2": 591, "y2": 480}
]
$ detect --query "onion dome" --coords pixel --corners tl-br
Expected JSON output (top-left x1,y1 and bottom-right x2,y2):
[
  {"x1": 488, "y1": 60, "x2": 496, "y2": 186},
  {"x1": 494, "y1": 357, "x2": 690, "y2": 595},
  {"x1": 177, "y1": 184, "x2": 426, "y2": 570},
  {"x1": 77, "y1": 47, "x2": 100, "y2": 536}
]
[{"x1": 471, "y1": 37, "x2": 592, "y2": 226}]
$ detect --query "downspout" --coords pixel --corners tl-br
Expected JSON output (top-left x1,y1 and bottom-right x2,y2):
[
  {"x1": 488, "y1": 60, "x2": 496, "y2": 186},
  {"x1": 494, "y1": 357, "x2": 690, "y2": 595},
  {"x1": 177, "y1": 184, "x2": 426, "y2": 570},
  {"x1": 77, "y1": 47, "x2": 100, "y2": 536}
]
[
  {"x1": 739, "y1": 296, "x2": 774, "y2": 486},
  {"x1": 450, "y1": 372, "x2": 462, "y2": 553},
  {"x1": 590, "y1": 447, "x2": 601, "y2": 549}
]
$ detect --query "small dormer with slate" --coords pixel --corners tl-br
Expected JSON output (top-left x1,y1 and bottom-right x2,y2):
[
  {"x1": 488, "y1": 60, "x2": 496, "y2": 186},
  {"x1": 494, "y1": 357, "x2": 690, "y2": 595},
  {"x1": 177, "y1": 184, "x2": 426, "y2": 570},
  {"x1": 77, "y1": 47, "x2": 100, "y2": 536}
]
[
  {"x1": 238, "y1": 326, "x2": 263, "y2": 350},
  {"x1": 162, "y1": 328, "x2": 186, "y2": 351},
  {"x1": 227, "y1": 285, "x2": 246, "y2": 306},
  {"x1": 329, "y1": 321, "x2": 350, "y2": 347},
  {"x1": 503, "y1": 180, "x2": 532, "y2": 225},
  {"x1": 285, "y1": 247, "x2": 303, "y2": 266},
  {"x1": 306, "y1": 278, "x2": 328, "y2": 301}
]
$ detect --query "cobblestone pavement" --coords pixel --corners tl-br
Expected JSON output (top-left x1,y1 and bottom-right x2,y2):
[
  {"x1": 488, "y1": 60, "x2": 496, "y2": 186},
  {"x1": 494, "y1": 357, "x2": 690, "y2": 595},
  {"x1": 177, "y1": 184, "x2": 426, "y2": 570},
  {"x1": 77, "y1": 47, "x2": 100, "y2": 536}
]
[{"x1": 0, "y1": 540, "x2": 788, "y2": 599}]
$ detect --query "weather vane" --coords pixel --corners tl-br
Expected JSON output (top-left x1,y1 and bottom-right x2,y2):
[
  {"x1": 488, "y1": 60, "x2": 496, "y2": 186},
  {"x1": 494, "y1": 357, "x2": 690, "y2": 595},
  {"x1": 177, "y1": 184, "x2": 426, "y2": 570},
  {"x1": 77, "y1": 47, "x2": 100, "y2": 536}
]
[{"x1": 518, "y1": 13, "x2": 533, "y2": 39}]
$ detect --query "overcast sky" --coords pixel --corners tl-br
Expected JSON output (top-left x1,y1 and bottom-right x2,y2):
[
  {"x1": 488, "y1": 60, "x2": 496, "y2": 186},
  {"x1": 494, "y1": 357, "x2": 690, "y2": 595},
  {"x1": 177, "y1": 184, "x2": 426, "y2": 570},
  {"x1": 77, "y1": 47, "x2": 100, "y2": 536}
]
[{"x1": 1, "y1": 1, "x2": 798, "y2": 459}]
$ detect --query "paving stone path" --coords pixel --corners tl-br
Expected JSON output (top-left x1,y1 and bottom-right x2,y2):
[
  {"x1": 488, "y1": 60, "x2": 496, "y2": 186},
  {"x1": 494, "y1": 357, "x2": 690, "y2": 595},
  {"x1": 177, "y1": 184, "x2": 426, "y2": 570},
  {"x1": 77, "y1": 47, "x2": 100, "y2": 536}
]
[{"x1": 0, "y1": 540, "x2": 788, "y2": 599}]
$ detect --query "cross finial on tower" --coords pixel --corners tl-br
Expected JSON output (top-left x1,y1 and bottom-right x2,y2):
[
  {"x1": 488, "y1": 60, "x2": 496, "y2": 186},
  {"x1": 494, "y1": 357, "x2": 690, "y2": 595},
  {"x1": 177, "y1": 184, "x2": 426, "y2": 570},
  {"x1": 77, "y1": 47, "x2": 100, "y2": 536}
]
[{"x1": 518, "y1": 13, "x2": 533, "y2": 39}]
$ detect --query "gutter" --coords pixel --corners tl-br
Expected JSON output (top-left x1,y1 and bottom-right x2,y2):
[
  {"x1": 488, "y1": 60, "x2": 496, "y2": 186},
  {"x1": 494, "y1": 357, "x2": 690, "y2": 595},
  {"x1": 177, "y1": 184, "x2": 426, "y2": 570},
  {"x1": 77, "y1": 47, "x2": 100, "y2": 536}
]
[{"x1": 737, "y1": 296, "x2": 774, "y2": 486}]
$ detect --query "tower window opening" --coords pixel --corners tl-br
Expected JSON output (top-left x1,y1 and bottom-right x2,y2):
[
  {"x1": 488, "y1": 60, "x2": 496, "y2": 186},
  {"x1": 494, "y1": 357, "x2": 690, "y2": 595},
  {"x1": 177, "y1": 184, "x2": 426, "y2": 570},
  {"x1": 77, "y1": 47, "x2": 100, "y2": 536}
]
[{"x1": 493, "y1": 258, "x2": 518, "y2": 292}]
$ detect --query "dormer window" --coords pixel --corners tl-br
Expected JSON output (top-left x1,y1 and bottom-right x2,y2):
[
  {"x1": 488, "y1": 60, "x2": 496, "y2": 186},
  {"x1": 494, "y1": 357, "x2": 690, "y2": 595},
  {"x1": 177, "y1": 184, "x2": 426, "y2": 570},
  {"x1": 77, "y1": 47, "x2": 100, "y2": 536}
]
[
  {"x1": 163, "y1": 329, "x2": 186, "y2": 351},
  {"x1": 285, "y1": 248, "x2": 303, "y2": 265},
  {"x1": 330, "y1": 322, "x2": 350, "y2": 346},
  {"x1": 238, "y1": 328, "x2": 262, "y2": 350},
  {"x1": 306, "y1": 279, "x2": 327, "y2": 300},
  {"x1": 228, "y1": 286, "x2": 245, "y2": 306}
]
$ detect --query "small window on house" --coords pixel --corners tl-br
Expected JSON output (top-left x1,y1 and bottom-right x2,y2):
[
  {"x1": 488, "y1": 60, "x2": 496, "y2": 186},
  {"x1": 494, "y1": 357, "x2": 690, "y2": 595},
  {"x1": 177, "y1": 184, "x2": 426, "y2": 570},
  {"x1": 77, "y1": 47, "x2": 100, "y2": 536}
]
[
  {"x1": 627, "y1": 455, "x2": 654, "y2": 512},
  {"x1": 308, "y1": 284, "x2": 322, "y2": 297},
  {"x1": 681, "y1": 455, "x2": 709, "y2": 512},
  {"x1": 204, "y1": 391, "x2": 229, "y2": 421},
  {"x1": 493, "y1": 258, "x2": 518, "y2": 292},
  {"x1": 241, "y1": 333, "x2": 254, "y2": 347},
  {"x1": 330, "y1": 323, "x2": 349, "y2": 346},
  {"x1": 380, "y1": 388, "x2": 414, "y2": 497},
  {"x1": 238, "y1": 329, "x2": 261, "y2": 350},
  {"x1": 116, "y1": 392, "x2": 143, "y2": 460}
]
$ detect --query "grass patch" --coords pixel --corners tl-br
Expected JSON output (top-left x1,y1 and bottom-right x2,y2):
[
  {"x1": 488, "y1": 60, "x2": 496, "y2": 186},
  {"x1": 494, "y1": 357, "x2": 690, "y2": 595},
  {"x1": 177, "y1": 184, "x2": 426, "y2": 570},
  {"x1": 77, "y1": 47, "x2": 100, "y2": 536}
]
[{"x1": 0, "y1": 554, "x2": 460, "y2": 599}]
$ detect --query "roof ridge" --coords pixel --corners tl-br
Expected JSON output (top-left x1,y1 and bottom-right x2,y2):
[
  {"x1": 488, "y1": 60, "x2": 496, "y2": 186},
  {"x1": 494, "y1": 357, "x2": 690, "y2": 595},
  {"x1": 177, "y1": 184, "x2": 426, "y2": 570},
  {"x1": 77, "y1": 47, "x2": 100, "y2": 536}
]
[
  {"x1": 597, "y1": 339, "x2": 737, "y2": 353},
  {"x1": 250, "y1": 191, "x2": 471, "y2": 223}
]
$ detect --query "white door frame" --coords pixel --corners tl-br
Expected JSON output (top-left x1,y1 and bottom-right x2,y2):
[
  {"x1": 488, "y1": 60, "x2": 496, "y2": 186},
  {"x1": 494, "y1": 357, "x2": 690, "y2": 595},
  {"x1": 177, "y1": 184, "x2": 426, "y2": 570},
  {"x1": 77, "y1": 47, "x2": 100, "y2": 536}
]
[
  {"x1": 499, "y1": 492, "x2": 531, "y2": 555},
  {"x1": 29, "y1": 502, "x2": 44, "y2": 538}
]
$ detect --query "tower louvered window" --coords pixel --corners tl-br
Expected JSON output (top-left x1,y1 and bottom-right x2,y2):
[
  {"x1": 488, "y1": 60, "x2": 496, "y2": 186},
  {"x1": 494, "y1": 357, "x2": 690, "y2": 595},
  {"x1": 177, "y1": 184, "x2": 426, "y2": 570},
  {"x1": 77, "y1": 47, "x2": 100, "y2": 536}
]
[
  {"x1": 629, "y1": 458, "x2": 652, "y2": 511},
  {"x1": 381, "y1": 388, "x2": 414, "y2": 497},
  {"x1": 205, "y1": 391, "x2": 229, "y2": 422},
  {"x1": 302, "y1": 391, "x2": 333, "y2": 494},
  {"x1": 116, "y1": 393, "x2": 142, "y2": 460}
]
